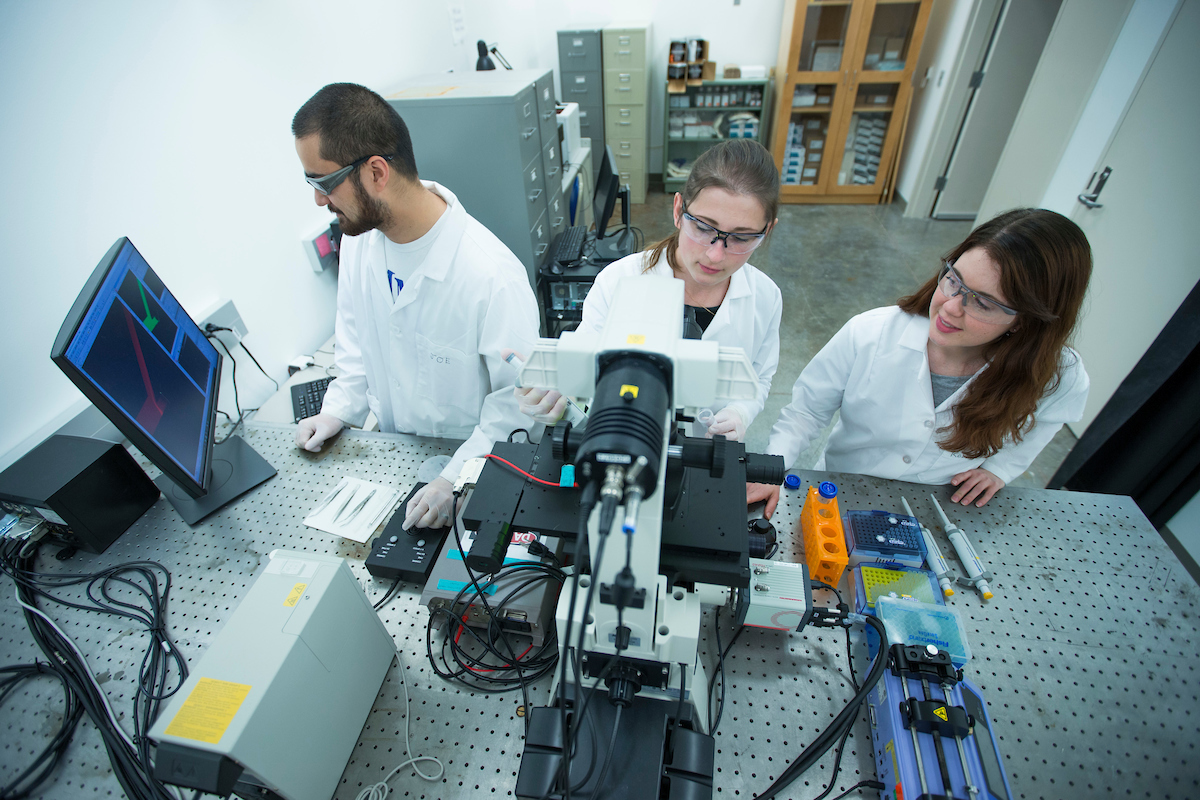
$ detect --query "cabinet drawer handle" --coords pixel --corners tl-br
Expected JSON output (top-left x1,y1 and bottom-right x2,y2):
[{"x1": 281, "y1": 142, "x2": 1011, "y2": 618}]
[
  {"x1": 535, "y1": 243, "x2": 548, "y2": 256},
  {"x1": 618, "y1": 121, "x2": 631, "y2": 126},
  {"x1": 553, "y1": 217, "x2": 564, "y2": 227},
  {"x1": 528, "y1": 189, "x2": 543, "y2": 202},
  {"x1": 618, "y1": 87, "x2": 631, "y2": 92},
  {"x1": 568, "y1": 52, "x2": 585, "y2": 57},
  {"x1": 522, "y1": 128, "x2": 536, "y2": 139},
  {"x1": 542, "y1": 111, "x2": 554, "y2": 120},
  {"x1": 548, "y1": 167, "x2": 560, "y2": 178},
  {"x1": 619, "y1": 36, "x2": 631, "y2": 44},
  {"x1": 570, "y1": 89, "x2": 588, "y2": 94}
]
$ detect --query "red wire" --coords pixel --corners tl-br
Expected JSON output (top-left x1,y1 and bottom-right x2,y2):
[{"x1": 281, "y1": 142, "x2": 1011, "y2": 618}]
[
  {"x1": 455, "y1": 613, "x2": 534, "y2": 672},
  {"x1": 484, "y1": 453, "x2": 574, "y2": 488}
]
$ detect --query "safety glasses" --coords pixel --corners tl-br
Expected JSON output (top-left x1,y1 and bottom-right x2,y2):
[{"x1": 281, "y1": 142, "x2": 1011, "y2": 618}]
[
  {"x1": 305, "y1": 153, "x2": 393, "y2": 195},
  {"x1": 680, "y1": 209, "x2": 769, "y2": 255},
  {"x1": 937, "y1": 263, "x2": 1018, "y2": 323}
]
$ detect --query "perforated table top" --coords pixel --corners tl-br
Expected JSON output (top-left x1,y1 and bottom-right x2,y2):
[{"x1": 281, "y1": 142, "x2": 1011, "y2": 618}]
[{"x1": 1, "y1": 424, "x2": 1196, "y2": 800}]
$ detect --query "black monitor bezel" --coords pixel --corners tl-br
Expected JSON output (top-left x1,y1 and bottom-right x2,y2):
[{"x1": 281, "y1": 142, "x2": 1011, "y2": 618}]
[
  {"x1": 593, "y1": 146, "x2": 620, "y2": 240},
  {"x1": 50, "y1": 237, "x2": 220, "y2": 499}
]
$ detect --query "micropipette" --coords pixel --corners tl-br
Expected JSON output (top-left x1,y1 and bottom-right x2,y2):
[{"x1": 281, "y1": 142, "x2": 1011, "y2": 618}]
[
  {"x1": 930, "y1": 494, "x2": 994, "y2": 601},
  {"x1": 902, "y1": 496, "x2": 954, "y2": 597}
]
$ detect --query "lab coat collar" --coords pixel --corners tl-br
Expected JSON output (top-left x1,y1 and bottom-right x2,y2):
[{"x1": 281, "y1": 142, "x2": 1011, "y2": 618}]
[
  {"x1": 725, "y1": 264, "x2": 753, "y2": 300},
  {"x1": 898, "y1": 309, "x2": 930, "y2": 352},
  {"x1": 406, "y1": 181, "x2": 466, "y2": 284}
]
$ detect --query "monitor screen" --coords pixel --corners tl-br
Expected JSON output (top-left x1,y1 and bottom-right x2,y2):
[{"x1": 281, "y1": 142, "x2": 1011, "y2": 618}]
[
  {"x1": 593, "y1": 146, "x2": 620, "y2": 240},
  {"x1": 51, "y1": 238, "x2": 220, "y2": 497}
]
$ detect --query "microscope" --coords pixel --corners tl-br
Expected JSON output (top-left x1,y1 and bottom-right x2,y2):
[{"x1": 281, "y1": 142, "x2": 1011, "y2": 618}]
[{"x1": 458, "y1": 276, "x2": 785, "y2": 799}]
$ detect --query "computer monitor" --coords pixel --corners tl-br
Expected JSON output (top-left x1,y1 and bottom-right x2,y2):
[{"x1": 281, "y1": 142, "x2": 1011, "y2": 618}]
[
  {"x1": 51, "y1": 238, "x2": 275, "y2": 525},
  {"x1": 591, "y1": 146, "x2": 634, "y2": 264}
]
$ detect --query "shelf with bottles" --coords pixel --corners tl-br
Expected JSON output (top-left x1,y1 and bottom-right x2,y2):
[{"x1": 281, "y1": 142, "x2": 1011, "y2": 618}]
[{"x1": 663, "y1": 78, "x2": 774, "y2": 190}]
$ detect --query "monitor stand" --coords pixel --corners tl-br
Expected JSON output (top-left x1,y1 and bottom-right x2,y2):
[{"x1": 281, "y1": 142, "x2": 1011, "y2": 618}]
[
  {"x1": 591, "y1": 228, "x2": 636, "y2": 264},
  {"x1": 155, "y1": 436, "x2": 277, "y2": 525}
]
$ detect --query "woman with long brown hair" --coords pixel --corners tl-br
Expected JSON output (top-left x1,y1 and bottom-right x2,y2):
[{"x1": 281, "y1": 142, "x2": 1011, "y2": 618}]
[
  {"x1": 518, "y1": 139, "x2": 783, "y2": 441},
  {"x1": 750, "y1": 208, "x2": 1092, "y2": 515}
]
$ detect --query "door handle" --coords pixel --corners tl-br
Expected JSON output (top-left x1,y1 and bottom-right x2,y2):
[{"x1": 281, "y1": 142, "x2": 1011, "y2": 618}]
[{"x1": 1077, "y1": 166, "x2": 1111, "y2": 209}]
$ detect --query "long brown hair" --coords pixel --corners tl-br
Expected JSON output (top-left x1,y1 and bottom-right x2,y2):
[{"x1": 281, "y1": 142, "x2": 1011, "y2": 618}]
[
  {"x1": 643, "y1": 139, "x2": 780, "y2": 272},
  {"x1": 898, "y1": 208, "x2": 1092, "y2": 459}
]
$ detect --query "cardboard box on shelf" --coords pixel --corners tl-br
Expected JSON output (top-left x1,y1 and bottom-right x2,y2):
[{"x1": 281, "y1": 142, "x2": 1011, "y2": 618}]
[
  {"x1": 686, "y1": 61, "x2": 717, "y2": 86},
  {"x1": 723, "y1": 64, "x2": 741, "y2": 79}
]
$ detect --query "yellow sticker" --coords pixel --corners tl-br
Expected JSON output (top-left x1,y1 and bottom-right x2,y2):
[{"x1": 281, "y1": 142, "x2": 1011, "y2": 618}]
[
  {"x1": 164, "y1": 677, "x2": 252, "y2": 744},
  {"x1": 619, "y1": 385, "x2": 639, "y2": 398},
  {"x1": 284, "y1": 583, "x2": 307, "y2": 607},
  {"x1": 934, "y1": 705, "x2": 948, "y2": 721},
  {"x1": 626, "y1": 334, "x2": 645, "y2": 345}
]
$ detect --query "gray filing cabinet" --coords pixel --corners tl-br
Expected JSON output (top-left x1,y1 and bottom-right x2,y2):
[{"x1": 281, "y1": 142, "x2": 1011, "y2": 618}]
[
  {"x1": 557, "y1": 29, "x2": 605, "y2": 185},
  {"x1": 603, "y1": 24, "x2": 651, "y2": 205},
  {"x1": 383, "y1": 70, "x2": 565, "y2": 287}
]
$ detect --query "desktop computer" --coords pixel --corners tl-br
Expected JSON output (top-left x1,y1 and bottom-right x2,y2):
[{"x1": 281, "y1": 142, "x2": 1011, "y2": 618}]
[{"x1": 51, "y1": 237, "x2": 275, "y2": 526}]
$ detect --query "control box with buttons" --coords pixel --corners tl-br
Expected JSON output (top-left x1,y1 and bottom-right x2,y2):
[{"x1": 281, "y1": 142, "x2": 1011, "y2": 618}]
[
  {"x1": 845, "y1": 510, "x2": 926, "y2": 569},
  {"x1": 365, "y1": 484, "x2": 450, "y2": 584},
  {"x1": 740, "y1": 558, "x2": 812, "y2": 632}
]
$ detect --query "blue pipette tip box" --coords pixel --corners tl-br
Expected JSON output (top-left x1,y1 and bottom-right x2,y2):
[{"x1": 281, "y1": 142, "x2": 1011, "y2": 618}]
[{"x1": 845, "y1": 510, "x2": 926, "y2": 568}]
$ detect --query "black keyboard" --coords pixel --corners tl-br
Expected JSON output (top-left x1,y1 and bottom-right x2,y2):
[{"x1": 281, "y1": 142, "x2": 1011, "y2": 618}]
[
  {"x1": 291, "y1": 377, "x2": 334, "y2": 423},
  {"x1": 550, "y1": 226, "x2": 586, "y2": 265}
]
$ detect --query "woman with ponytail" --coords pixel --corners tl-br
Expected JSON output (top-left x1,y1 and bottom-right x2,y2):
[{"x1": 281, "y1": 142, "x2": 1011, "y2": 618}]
[{"x1": 517, "y1": 139, "x2": 783, "y2": 442}]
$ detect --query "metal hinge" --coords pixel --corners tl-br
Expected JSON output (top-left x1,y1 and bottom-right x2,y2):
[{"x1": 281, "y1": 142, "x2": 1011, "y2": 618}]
[
  {"x1": 969, "y1": 70, "x2": 985, "y2": 89},
  {"x1": 934, "y1": 176, "x2": 948, "y2": 191}
]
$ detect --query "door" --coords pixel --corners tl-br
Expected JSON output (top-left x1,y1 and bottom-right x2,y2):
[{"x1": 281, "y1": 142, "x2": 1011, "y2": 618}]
[
  {"x1": 1069, "y1": 0, "x2": 1199, "y2": 434},
  {"x1": 931, "y1": 0, "x2": 1062, "y2": 219}
]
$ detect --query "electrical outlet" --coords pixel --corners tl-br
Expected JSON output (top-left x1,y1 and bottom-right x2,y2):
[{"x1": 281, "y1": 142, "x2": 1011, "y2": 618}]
[{"x1": 200, "y1": 299, "x2": 248, "y2": 349}]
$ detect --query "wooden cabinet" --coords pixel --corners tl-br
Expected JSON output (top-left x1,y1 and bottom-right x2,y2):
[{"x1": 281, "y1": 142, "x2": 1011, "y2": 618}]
[
  {"x1": 663, "y1": 79, "x2": 774, "y2": 194},
  {"x1": 770, "y1": 0, "x2": 932, "y2": 203}
]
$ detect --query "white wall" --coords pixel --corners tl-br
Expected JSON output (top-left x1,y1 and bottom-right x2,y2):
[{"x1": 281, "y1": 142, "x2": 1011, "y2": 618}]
[
  {"x1": 0, "y1": 0, "x2": 789, "y2": 469},
  {"x1": 895, "y1": 0, "x2": 975, "y2": 204}
]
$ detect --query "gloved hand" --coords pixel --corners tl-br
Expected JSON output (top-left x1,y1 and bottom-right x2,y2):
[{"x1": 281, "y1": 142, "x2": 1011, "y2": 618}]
[
  {"x1": 515, "y1": 386, "x2": 569, "y2": 424},
  {"x1": 403, "y1": 476, "x2": 457, "y2": 529},
  {"x1": 295, "y1": 413, "x2": 345, "y2": 452},
  {"x1": 706, "y1": 407, "x2": 748, "y2": 443}
]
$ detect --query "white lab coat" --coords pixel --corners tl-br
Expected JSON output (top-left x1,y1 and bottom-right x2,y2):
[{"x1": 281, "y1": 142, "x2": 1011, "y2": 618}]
[
  {"x1": 320, "y1": 181, "x2": 541, "y2": 483},
  {"x1": 767, "y1": 306, "x2": 1089, "y2": 485},
  {"x1": 578, "y1": 251, "x2": 782, "y2": 430}
]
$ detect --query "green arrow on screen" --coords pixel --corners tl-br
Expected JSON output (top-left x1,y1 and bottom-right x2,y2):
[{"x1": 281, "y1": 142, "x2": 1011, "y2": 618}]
[{"x1": 137, "y1": 282, "x2": 159, "y2": 332}]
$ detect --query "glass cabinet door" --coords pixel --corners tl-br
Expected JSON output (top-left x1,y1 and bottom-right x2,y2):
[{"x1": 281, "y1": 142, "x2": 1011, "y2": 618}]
[
  {"x1": 781, "y1": 85, "x2": 840, "y2": 186},
  {"x1": 835, "y1": 83, "x2": 897, "y2": 186},
  {"x1": 795, "y1": 1, "x2": 854, "y2": 73},
  {"x1": 859, "y1": 1, "x2": 922, "y2": 72}
]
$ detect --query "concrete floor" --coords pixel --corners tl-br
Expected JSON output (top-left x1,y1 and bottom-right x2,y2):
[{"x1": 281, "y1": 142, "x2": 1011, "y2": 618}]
[{"x1": 626, "y1": 189, "x2": 1077, "y2": 490}]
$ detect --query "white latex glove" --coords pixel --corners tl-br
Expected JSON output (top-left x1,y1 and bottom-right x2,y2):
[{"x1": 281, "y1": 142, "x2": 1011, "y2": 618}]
[
  {"x1": 295, "y1": 413, "x2": 345, "y2": 452},
  {"x1": 706, "y1": 407, "x2": 748, "y2": 443},
  {"x1": 403, "y1": 476, "x2": 457, "y2": 529},
  {"x1": 515, "y1": 385, "x2": 569, "y2": 424}
]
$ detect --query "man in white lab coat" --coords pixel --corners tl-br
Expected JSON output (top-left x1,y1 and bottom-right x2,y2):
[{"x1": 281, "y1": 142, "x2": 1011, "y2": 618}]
[{"x1": 292, "y1": 83, "x2": 540, "y2": 528}]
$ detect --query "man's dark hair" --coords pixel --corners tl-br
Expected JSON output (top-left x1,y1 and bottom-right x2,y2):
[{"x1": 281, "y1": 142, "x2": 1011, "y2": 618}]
[{"x1": 292, "y1": 83, "x2": 418, "y2": 181}]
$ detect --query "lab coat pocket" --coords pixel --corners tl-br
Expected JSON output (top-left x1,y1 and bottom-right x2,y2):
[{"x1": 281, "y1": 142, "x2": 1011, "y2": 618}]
[{"x1": 414, "y1": 333, "x2": 480, "y2": 431}]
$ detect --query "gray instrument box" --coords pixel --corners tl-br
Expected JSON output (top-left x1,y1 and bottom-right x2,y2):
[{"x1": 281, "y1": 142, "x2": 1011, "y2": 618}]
[
  {"x1": 150, "y1": 550, "x2": 394, "y2": 800},
  {"x1": 421, "y1": 530, "x2": 562, "y2": 647}
]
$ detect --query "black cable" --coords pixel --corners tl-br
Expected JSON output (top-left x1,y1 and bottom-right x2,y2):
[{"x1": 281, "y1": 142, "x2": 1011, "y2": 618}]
[
  {"x1": 204, "y1": 333, "x2": 243, "y2": 444},
  {"x1": 508, "y1": 428, "x2": 531, "y2": 443},
  {"x1": 709, "y1": 608, "x2": 746, "y2": 734},
  {"x1": 826, "y1": 779, "x2": 885, "y2": 800},
  {"x1": 589, "y1": 704, "x2": 623, "y2": 799},
  {"x1": 238, "y1": 341, "x2": 279, "y2": 390},
  {"x1": 749, "y1": 615, "x2": 890, "y2": 800},
  {"x1": 2, "y1": 540, "x2": 187, "y2": 800},
  {"x1": 0, "y1": 662, "x2": 83, "y2": 799},
  {"x1": 373, "y1": 577, "x2": 402, "y2": 610}
]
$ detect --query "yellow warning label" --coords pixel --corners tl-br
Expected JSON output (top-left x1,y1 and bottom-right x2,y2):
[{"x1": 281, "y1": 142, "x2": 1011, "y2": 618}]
[
  {"x1": 164, "y1": 678, "x2": 252, "y2": 744},
  {"x1": 626, "y1": 334, "x2": 645, "y2": 345},
  {"x1": 619, "y1": 385, "x2": 639, "y2": 398},
  {"x1": 934, "y1": 706, "x2": 948, "y2": 721},
  {"x1": 284, "y1": 583, "x2": 306, "y2": 607}
]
